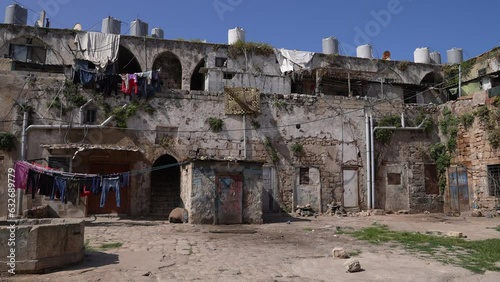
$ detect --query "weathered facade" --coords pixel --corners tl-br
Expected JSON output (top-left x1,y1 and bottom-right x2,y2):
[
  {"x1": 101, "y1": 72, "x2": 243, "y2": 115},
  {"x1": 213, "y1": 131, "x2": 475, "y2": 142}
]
[{"x1": 0, "y1": 23, "x2": 476, "y2": 222}]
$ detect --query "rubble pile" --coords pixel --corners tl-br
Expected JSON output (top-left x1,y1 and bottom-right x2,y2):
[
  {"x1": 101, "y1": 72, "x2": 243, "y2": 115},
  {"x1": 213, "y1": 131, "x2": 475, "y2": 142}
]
[{"x1": 295, "y1": 204, "x2": 317, "y2": 217}]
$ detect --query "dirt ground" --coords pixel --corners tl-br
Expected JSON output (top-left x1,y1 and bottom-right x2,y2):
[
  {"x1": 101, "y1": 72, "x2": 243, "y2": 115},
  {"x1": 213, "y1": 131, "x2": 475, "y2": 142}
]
[{"x1": 4, "y1": 213, "x2": 500, "y2": 282}]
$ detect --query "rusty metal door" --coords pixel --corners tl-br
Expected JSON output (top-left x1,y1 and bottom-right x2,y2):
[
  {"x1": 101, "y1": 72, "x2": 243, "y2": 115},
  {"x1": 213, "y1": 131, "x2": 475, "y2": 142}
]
[
  {"x1": 449, "y1": 167, "x2": 469, "y2": 214},
  {"x1": 216, "y1": 175, "x2": 243, "y2": 224}
]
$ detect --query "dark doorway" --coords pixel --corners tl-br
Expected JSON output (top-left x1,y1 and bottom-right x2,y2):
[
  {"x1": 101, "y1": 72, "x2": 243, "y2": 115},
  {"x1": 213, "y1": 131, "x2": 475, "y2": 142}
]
[
  {"x1": 190, "y1": 59, "x2": 205, "y2": 91},
  {"x1": 153, "y1": 52, "x2": 182, "y2": 90},
  {"x1": 150, "y1": 154, "x2": 181, "y2": 217}
]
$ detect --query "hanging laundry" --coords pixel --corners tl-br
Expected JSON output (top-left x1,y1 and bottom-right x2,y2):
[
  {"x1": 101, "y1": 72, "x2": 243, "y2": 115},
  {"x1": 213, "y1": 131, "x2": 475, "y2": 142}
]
[
  {"x1": 14, "y1": 161, "x2": 30, "y2": 190},
  {"x1": 66, "y1": 179, "x2": 81, "y2": 205},
  {"x1": 26, "y1": 169, "x2": 41, "y2": 199},
  {"x1": 100, "y1": 177, "x2": 121, "y2": 208},
  {"x1": 52, "y1": 176, "x2": 67, "y2": 202},
  {"x1": 79, "y1": 69, "x2": 97, "y2": 85},
  {"x1": 74, "y1": 31, "x2": 120, "y2": 71},
  {"x1": 38, "y1": 173, "x2": 55, "y2": 197}
]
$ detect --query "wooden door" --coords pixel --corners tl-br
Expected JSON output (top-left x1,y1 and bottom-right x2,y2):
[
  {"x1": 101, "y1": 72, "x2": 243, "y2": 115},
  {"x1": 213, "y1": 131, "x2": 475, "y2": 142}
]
[{"x1": 216, "y1": 175, "x2": 243, "y2": 224}]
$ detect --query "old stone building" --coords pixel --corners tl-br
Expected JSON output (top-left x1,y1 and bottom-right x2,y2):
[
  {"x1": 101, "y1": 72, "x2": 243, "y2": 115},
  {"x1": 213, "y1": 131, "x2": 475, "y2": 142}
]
[{"x1": 0, "y1": 20, "x2": 496, "y2": 222}]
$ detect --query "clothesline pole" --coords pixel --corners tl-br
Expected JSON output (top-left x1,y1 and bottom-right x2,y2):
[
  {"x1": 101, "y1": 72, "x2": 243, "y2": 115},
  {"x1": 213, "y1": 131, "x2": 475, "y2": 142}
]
[{"x1": 17, "y1": 111, "x2": 29, "y2": 215}]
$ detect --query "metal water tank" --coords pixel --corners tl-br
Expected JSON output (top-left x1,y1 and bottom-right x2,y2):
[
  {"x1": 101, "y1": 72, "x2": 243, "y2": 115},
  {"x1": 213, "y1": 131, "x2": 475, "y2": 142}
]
[
  {"x1": 356, "y1": 44, "x2": 372, "y2": 59},
  {"x1": 322, "y1": 37, "x2": 339, "y2": 55},
  {"x1": 228, "y1": 27, "x2": 245, "y2": 44},
  {"x1": 447, "y1": 48, "x2": 463, "y2": 64},
  {"x1": 151, "y1": 27, "x2": 164, "y2": 39},
  {"x1": 102, "y1": 16, "x2": 121, "y2": 34},
  {"x1": 4, "y1": 4, "x2": 28, "y2": 25},
  {"x1": 414, "y1": 47, "x2": 431, "y2": 64},
  {"x1": 430, "y1": 51, "x2": 442, "y2": 64},
  {"x1": 130, "y1": 19, "x2": 148, "y2": 37}
]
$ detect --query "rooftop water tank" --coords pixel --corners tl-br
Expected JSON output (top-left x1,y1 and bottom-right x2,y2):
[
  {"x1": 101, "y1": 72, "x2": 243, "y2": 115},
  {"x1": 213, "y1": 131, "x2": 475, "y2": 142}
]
[
  {"x1": 228, "y1": 27, "x2": 245, "y2": 44},
  {"x1": 102, "y1": 16, "x2": 121, "y2": 34},
  {"x1": 447, "y1": 48, "x2": 463, "y2": 64},
  {"x1": 356, "y1": 44, "x2": 372, "y2": 59},
  {"x1": 322, "y1": 37, "x2": 339, "y2": 55},
  {"x1": 130, "y1": 19, "x2": 148, "y2": 37},
  {"x1": 151, "y1": 27, "x2": 164, "y2": 39},
  {"x1": 414, "y1": 47, "x2": 431, "y2": 64},
  {"x1": 430, "y1": 51, "x2": 442, "y2": 64},
  {"x1": 4, "y1": 4, "x2": 28, "y2": 25}
]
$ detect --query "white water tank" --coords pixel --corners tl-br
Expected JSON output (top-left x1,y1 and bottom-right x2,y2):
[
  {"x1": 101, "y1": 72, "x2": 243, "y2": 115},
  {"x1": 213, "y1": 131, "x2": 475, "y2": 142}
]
[
  {"x1": 130, "y1": 19, "x2": 148, "y2": 37},
  {"x1": 102, "y1": 16, "x2": 121, "y2": 34},
  {"x1": 356, "y1": 44, "x2": 372, "y2": 59},
  {"x1": 228, "y1": 27, "x2": 245, "y2": 44},
  {"x1": 322, "y1": 37, "x2": 339, "y2": 55},
  {"x1": 447, "y1": 48, "x2": 463, "y2": 64},
  {"x1": 4, "y1": 4, "x2": 27, "y2": 25},
  {"x1": 414, "y1": 47, "x2": 431, "y2": 64},
  {"x1": 430, "y1": 52, "x2": 442, "y2": 64},
  {"x1": 151, "y1": 27, "x2": 164, "y2": 39}
]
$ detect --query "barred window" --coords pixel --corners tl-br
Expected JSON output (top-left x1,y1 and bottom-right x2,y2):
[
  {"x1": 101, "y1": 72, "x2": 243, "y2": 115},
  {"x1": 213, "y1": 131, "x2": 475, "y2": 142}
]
[{"x1": 487, "y1": 165, "x2": 500, "y2": 197}]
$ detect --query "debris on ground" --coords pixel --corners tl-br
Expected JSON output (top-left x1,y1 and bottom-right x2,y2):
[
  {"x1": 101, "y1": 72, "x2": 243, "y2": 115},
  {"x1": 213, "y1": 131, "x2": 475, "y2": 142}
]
[
  {"x1": 295, "y1": 204, "x2": 318, "y2": 217},
  {"x1": 332, "y1": 247, "x2": 349, "y2": 259},
  {"x1": 343, "y1": 259, "x2": 362, "y2": 273}
]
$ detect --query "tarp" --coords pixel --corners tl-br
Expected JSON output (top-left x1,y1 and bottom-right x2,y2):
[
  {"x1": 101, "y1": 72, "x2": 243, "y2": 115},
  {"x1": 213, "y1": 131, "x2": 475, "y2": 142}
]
[
  {"x1": 275, "y1": 48, "x2": 315, "y2": 74},
  {"x1": 74, "y1": 32, "x2": 120, "y2": 71}
]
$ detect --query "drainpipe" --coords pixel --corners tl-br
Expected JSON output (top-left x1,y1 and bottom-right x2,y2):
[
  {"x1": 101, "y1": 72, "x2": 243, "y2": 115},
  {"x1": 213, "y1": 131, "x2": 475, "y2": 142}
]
[
  {"x1": 24, "y1": 103, "x2": 128, "y2": 152},
  {"x1": 79, "y1": 99, "x2": 94, "y2": 124},
  {"x1": 370, "y1": 115, "x2": 428, "y2": 209},
  {"x1": 369, "y1": 113, "x2": 375, "y2": 209},
  {"x1": 365, "y1": 113, "x2": 372, "y2": 209},
  {"x1": 243, "y1": 114, "x2": 247, "y2": 159},
  {"x1": 16, "y1": 111, "x2": 29, "y2": 215}
]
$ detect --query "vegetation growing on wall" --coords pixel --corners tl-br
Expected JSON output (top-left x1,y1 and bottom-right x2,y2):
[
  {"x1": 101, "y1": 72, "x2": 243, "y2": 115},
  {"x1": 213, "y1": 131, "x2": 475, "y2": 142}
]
[
  {"x1": 414, "y1": 108, "x2": 434, "y2": 134},
  {"x1": 474, "y1": 105, "x2": 500, "y2": 149},
  {"x1": 63, "y1": 80, "x2": 87, "y2": 109},
  {"x1": 430, "y1": 143, "x2": 451, "y2": 194},
  {"x1": 0, "y1": 132, "x2": 16, "y2": 151},
  {"x1": 374, "y1": 115, "x2": 401, "y2": 144},
  {"x1": 208, "y1": 117, "x2": 224, "y2": 132},
  {"x1": 291, "y1": 142, "x2": 304, "y2": 155},
  {"x1": 264, "y1": 137, "x2": 279, "y2": 162},
  {"x1": 228, "y1": 40, "x2": 274, "y2": 58},
  {"x1": 112, "y1": 102, "x2": 139, "y2": 129},
  {"x1": 397, "y1": 61, "x2": 410, "y2": 71},
  {"x1": 250, "y1": 119, "x2": 261, "y2": 129}
]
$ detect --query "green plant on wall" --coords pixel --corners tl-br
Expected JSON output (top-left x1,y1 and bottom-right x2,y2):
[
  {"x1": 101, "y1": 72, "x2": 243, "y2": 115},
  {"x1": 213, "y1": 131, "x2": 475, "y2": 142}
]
[
  {"x1": 414, "y1": 109, "x2": 434, "y2": 134},
  {"x1": 112, "y1": 102, "x2": 139, "y2": 129},
  {"x1": 208, "y1": 117, "x2": 224, "y2": 132},
  {"x1": 0, "y1": 132, "x2": 16, "y2": 151},
  {"x1": 228, "y1": 40, "x2": 274, "y2": 58},
  {"x1": 397, "y1": 61, "x2": 410, "y2": 71},
  {"x1": 460, "y1": 113, "x2": 475, "y2": 129},
  {"x1": 264, "y1": 137, "x2": 279, "y2": 162},
  {"x1": 251, "y1": 119, "x2": 261, "y2": 129},
  {"x1": 63, "y1": 80, "x2": 87, "y2": 109},
  {"x1": 374, "y1": 115, "x2": 401, "y2": 144},
  {"x1": 430, "y1": 143, "x2": 451, "y2": 194},
  {"x1": 291, "y1": 142, "x2": 304, "y2": 154}
]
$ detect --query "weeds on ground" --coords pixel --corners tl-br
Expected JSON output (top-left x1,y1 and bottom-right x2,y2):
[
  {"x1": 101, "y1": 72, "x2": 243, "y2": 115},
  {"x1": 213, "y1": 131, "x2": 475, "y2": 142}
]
[
  {"x1": 350, "y1": 224, "x2": 500, "y2": 273},
  {"x1": 347, "y1": 249, "x2": 362, "y2": 257},
  {"x1": 99, "y1": 242, "x2": 123, "y2": 250},
  {"x1": 303, "y1": 227, "x2": 314, "y2": 232},
  {"x1": 84, "y1": 240, "x2": 123, "y2": 252}
]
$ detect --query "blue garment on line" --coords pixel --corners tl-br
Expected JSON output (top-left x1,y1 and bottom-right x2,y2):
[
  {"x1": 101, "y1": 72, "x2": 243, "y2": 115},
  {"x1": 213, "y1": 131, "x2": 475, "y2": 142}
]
[
  {"x1": 80, "y1": 69, "x2": 96, "y2": 85},
  {"x1": 52, "y1": 176, "x2": 67, "y2": 202},
  {"x1": 100, "y1": 177, "x2": 121, "y2": 208},
  {"x1": 92, "y1": 176, "x2": 102, "y2": 195}
]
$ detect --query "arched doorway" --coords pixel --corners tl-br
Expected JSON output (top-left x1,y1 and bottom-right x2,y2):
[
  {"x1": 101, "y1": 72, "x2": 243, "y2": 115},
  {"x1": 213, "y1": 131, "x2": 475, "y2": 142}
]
[
  {"x1": 153, "y1": 51, "x2": 182, "y2": 90},
  {"x1": 117, "y1": 45, "x2": 141, "y2": 74},
  {"x1": 150, "y1": 154, "x2": 181, "y2": 217},
  {"x1": 190, "y1": 58, "x2": 206, "y2": 91}
]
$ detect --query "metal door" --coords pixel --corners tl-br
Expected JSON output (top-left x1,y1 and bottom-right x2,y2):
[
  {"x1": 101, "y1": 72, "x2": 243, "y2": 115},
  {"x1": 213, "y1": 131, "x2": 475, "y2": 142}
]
[
  {"x1": 343, "y1": 170, "x2": 359, "y2": 208},
  {"x1": 449, "y1": 167, "x2": 469, "y2": 214},
  {"x1": 216, "y1": 175, "x2": 243, "y2": 224}
]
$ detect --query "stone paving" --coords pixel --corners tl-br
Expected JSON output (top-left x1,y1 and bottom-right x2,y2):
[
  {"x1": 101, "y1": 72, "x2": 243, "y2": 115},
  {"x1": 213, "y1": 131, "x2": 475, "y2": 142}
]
[{"x1": 4, "y1": 214, "x2": 500, "y2": 282}]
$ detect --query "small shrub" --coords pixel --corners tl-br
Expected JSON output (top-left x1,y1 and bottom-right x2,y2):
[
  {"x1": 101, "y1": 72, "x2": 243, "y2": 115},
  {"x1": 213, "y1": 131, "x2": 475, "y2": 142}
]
[
  {"x1": 397, "y1": 61, "x2": 410, "y2": 71},
  {"x1": 208, "y1": 117, "x2": 224, "y2": 132},
  {"x1": 228, "y1": 40, "x2": 274, "y2": 58},
  {"x1": 374, "y1": 115, "x2": 401, "y2": 144},
  {"x1": 291, "y1": 142, "x2": 304, "y2": 154},
  {"x1": 251, "y1": 120, "x2": 261, "y2": 129},
  {"x1": 0, "y1": 132, "x2": 16, "y2": 151},
  {"x1": 475, "y1": 106, "x2": 490, "y2": 125},
  {"x1": 488, "y1": 128, "x2": 500, "y2": 149},
  {"x1": 460, "y1": 113, "x2": 475, "y2": 129}
]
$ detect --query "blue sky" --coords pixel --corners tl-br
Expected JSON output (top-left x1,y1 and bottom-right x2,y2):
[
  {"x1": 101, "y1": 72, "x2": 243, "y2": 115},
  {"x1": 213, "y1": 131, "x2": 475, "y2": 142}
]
[{"x1": 2, "y1": 0, "x2": 499, "y2": 61}]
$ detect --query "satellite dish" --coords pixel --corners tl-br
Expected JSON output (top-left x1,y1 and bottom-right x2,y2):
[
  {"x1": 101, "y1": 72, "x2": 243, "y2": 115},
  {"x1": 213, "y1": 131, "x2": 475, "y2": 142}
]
[
  {"x1": 35, "y1": 20, "x2": 43, "y2": 27},
  {"x1": 73, "y1": 23, "x2": 82, "y2": 31}
]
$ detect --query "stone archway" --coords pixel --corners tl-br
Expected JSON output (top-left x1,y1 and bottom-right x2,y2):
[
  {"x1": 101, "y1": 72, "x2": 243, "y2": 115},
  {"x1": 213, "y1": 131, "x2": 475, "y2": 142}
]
[
  {"x1": 117, "y1": 45, "x2": 142, "y2": 74},
  {"x1": 153, "y1": 51, "x2": 182, "y2": 90},
  {"x1": 190, "y1": 58, "x2": 206, "y2": 91},
  {"x1": 150, "y1": 154, "x2": 181, "y2": 217}
]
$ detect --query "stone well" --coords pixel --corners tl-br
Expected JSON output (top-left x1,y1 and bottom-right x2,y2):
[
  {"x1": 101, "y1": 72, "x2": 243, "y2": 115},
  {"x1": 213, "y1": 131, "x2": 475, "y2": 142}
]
[{"x1": 0, "y1": 219, "x2": 85, "y2": 274}]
